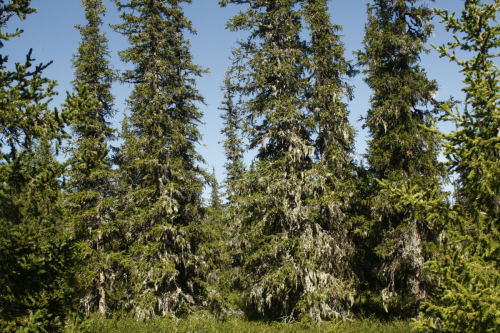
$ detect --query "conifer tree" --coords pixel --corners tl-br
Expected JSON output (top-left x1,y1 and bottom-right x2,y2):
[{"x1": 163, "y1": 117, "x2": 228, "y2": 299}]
[
  {"x1": 303, "y1": 0, "x2": 359, "y2": 320},
  {"x1": 304, "y1": 0, "x2": 359, "y2": 295},
  {"x1": 0, "y1": 1, "x2": 71, "y2": 330},
  {"x1": 220, "y1": 0, "x2": 357, "y2": 321},
  {"x1": 356, "y1": 0, "x2": 445, "y2": 315},
  {"x1": 219, "y1": 73, "x2": 245, "y2": 204},
  {"x1": 414, "y1": 1, "x2": 500, "y2": 331},
  {"x1": 112, "y1": 0, "x2": 208, "y2": 318},
  {"x1": 200, "y1": 163, "x2": 235, "y2": 316},
  {"x1": 209, "y1": 166, "x2": 222, "y2": 211},
  {"x1": 64, "y1": 0, "x2": 117, "y2": 316},
  {"x1": 217, "y1": 73, "x2": 247, "y2": 307}
]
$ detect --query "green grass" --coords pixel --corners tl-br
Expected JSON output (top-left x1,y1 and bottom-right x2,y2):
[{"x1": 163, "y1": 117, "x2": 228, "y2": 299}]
[{"x1": 64, "y1": 313, "x2": 413, "y2": 333}]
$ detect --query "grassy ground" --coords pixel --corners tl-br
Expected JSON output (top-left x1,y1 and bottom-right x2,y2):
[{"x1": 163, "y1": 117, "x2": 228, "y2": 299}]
[{"x1": 64, "y1": 313, "x2": 413, "y2": 333}]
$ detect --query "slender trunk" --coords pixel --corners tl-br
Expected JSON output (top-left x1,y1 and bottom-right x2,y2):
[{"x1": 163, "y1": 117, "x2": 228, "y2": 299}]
[
  {"x1": 411, "y1": 222, "x2": 425, "y2": 317},
  {"x1": 97, "y1": 231, "x2": 106, "y2": 315}
]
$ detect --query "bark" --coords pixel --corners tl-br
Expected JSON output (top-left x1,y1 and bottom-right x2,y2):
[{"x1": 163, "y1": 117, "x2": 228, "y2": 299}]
[
  {"x1": 410, "y1": 222, "x2": 425, "y2": 317},
  {"x1": 97, "y1": 231, "x2": 106, "y2": 315}
]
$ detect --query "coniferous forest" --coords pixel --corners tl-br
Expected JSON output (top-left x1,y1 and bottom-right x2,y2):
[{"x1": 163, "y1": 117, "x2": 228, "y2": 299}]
[{"x1": 1, "y1": 0, "x2": 500, "y2": 332}]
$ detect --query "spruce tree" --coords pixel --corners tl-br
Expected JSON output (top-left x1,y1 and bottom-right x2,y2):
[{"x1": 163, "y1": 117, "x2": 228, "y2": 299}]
[
  {"x1": 414, "y1": 1, "x2": 500, "y2": 331},
  {"x1": 209, "y1": 166, "x2": 222, "y2": 211},
  {"x1": 64, "y1": 0, "x2": 117, "y2": 316},
  {"x1": 112, "y1": 0, "x2": 208, "y2": 318},
  {"x1": 303, "y1": 0, "x2": 359, "y2": 320},
  {"x1": 200, "y1": 163, "x2": 235, "y2": 317},
  {"x1": 216, "y1": 73, "x2": 247, "y2": 310},
  {"x1": 219, "y1": 73, "x2": 245, "y2": 204},
  {"x1": 220, "y1": 0, "x2": 357, "y2": 321},
  {"x1": 356, "y1": 0, "x2": 445, "y2": 315},
  {"x1": 0, "y1": 1, "x2": 71, "y2": 330}
]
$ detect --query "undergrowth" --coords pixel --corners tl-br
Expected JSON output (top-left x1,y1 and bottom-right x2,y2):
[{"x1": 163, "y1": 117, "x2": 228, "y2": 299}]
[{"x1": 63, "y1": 312, "x2": 413, "y2": 333}]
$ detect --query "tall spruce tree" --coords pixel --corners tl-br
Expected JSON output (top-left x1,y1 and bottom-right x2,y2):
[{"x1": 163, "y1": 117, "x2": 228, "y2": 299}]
[
  {"x1": 304, "y1": 0, "x2": 359, "y2": 296},
  {"x1": 112, "y1": 0, "x2": 208, "y2": 318},
  {"x1": 0, "y1": 1, "x2": 71, "y2": 330},
  {"x1": 303, "y1": 0, "x2": 359, "y2": 320},
  {"x1": 217, "y1": 73, "x2": 246, "y2": 308},
  {"x1": 356, "y1": 0, "x2": 445, "y2": 315},
  {"x1": 219, "y1": 73, "x2": 245, "y2": 204},
  {"x1": 220, "y1": 0, "x2": 357, "y2": 321},
  {"x1": 64, "y1": 0, "x2": 117, "y2": 316},
  {"x1": 414, "y1": 1, "x2": 500, "y2": 331}
]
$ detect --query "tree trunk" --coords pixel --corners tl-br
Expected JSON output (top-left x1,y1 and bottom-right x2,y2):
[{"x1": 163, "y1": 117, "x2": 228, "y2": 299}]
[
  {"x1": 97, "y1": 231, "x2": 106, "y2": 316},
  {"x1": 411, "y1": 222, "x2": 425, "y2": 317}
]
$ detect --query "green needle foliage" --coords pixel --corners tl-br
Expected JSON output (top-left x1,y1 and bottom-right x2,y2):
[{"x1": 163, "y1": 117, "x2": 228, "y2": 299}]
[
  {"x1": 209, "y1": 166, "x2": 223, "y2": 212},
  {"x1": 0, "y1": 1, "x2": 71, "y2": 330},
  {"x1": 64, "y1": 0, "x2": 118, "y2": 316},
  {"x1": 219, "y1": 73, "x2": 245, "y2": 205},
  {"x1": 356, "y1": 0, "x2": 446, "y2": 316},
  {"x1": 4, "y1": 0, "x2": 500, "y2": 328},
  {"x1": 217, "y1": 73, "x2": 246, "y2": 312},
  {"x1": 415, "y1": 0, "x2": 500, "y2": 331},
  {"x1": 220, "y1": 0, "x2": 357, "y2": 321},
  {"x1": 302, "y1": 0, "x2": 359, "y2": 321},
  {"x1": 199, "y1": 164, "x2": 235, "y2": 318},
  {"x1": 112, "y1": 0, "x2": 209, "y2": 319}
]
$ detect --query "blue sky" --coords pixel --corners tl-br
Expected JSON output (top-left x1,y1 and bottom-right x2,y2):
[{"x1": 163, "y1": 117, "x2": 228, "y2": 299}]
[{"x1": 7, "y1": 0, "x2": 475, "y2": 199}]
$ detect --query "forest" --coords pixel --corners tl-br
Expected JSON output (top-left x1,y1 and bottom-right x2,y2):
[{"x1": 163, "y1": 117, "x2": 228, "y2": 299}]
[{"x1": 1, "y1": 0, "x2": 499, "y2": 332}]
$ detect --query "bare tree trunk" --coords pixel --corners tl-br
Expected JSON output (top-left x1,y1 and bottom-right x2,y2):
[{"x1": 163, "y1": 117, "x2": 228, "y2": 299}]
[
  {"x1": 410, "y1": 222, "x2": 425, "y2": 318},
  {"x1": 97, "y1": 231, "x2": 106, "y2": 316}
]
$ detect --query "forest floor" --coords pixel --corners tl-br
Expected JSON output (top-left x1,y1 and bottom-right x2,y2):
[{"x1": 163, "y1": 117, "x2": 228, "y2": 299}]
[{"x1": 64, "y1": 313, "x2": 413, "y2": 333}]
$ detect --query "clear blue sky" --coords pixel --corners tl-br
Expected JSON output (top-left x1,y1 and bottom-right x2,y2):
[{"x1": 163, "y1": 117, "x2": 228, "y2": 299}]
[{"x1": 7, "y1": 0, "x2": 475, "y2": 199}]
